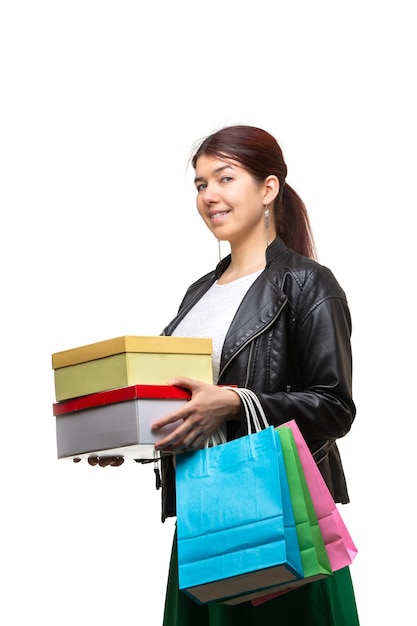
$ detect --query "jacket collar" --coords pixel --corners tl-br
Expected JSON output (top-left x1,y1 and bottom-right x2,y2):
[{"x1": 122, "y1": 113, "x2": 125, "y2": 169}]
[
  {"x1": 162, "y1": 237, "x2": 288, "y2": 362},
  {"x1": 213, "y1": 236, "x2": 288, "y2": 278}
]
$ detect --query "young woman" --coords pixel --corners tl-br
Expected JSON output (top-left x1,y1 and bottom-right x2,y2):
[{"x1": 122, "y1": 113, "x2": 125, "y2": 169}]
[{"x1": 150, "y1": 125, "x2": 360, "y2": 625}]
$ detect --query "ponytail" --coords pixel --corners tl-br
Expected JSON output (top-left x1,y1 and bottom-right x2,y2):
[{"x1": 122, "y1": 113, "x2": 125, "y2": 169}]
[{"x1": 275, "y1": 183, "x2": 317, "y2": 260}]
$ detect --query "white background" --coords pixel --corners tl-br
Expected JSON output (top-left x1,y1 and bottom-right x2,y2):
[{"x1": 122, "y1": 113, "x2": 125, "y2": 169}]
[{"x1": 1, "y1": 1, "x2": 415, "y2": 624}]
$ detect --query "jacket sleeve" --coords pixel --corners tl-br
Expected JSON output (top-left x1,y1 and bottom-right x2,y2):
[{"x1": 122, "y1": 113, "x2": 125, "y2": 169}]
[
  {"x1": 230, "y1": 278, "x2": 355, "y2": 506},
  {"x1": 233, "y1": 267, "x2": 355, "y2": 444},
  {"x1": 267, "y1": 295, "x2": 354, "y2": 441}
]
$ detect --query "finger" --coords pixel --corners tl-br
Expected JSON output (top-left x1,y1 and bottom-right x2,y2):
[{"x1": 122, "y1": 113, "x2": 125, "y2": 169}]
[
  {"x1": 88, "y1": 456, "x2": 100, "y2": 466},
  {"x1": 154, "y1": 414, "x2": 195, "y2": 448},
  {"x1": 160, "y1": 429, "x2": 206, "y2": 454},
  {"x1": 154, "y1": 431, "x2": 184, "y2": 450},
  {"x1": 151, "y1": 411, "x2": 187, "y2": 432},
  {"x1": 110, "y1": 457, "x2": 124, "y2": 466},
  {"x1": 98, "y1": 457, "x2": 117, "y2": 467},
  {"x1": 187, "y1": 433, "x2": 206, "y2": 451},
  {"x1": 73, "y1": 457, "x2": 82, "y2": 463},
  {"x1": 168, "y1": 376, "x2": 200, "y2": 391},
  {"x1": 155, "y1": 421, "x2": 204, "y2": 452},
  {"x1": 177, "y1": 429, "x2": 207, "y2": 452}
]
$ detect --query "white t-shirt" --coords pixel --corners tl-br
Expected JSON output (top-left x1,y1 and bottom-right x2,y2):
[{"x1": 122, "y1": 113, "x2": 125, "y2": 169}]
[{"x1": 173, "y1": 270, "x2": 262, "y2": 383}]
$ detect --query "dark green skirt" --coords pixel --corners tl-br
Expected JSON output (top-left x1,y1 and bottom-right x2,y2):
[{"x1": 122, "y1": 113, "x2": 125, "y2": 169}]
[{"x1": 163, "y1": 533, "x2": 360, "y2": 626}]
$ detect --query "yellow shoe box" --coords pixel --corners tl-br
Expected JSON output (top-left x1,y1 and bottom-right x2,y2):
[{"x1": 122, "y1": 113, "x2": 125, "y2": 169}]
[{"x1": 52, "y1": 335, "x2": 213, "y2": 401}]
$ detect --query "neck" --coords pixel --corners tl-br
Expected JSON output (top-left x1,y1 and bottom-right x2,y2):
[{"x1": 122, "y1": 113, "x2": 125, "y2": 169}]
[{"x1": 217, "y1": 242, "x2": 268, "y2": 285}]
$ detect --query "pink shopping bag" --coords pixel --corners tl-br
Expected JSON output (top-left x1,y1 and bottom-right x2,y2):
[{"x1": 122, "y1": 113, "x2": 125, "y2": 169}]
[
  {"x1": 252, "y1": 420, "x2": 357, "y2": 606},
  {"x1": 284, "y1": 420, "x2": 357, "y2": 568}
]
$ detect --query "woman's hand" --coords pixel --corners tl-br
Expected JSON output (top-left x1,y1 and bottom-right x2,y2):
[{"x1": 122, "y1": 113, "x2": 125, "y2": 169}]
[
  {"x1": 151, "y1": 377, "x2": 241, "y2": 453},
  {"x1": 73, "y1": 456, "x2": 124, "y2": 467}
]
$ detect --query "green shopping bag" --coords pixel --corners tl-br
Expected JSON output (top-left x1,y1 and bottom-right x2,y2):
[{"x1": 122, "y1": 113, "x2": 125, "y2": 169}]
[
  {"x1": 252, "y1": 426, "x2": 333, "y2": 604},
  {"x1": 223, "y1": 425, "x2": 332, "y2": 606}
]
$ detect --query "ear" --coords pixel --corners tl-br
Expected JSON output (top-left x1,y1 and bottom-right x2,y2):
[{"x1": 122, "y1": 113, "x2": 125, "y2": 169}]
[{"x1": 262, "y1": 175, "x2": 280, "y2": 205}]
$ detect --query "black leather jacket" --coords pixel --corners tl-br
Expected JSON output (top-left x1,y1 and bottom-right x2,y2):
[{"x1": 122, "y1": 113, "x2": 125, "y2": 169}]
[{"x1": 160, "y1": 237, "x2": 356, "y2": 521}]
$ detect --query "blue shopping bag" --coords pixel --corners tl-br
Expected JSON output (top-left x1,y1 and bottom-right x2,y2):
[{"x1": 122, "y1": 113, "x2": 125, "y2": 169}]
[{"x1": 175, "y1": 426, "x2": 303, "y2": 604}]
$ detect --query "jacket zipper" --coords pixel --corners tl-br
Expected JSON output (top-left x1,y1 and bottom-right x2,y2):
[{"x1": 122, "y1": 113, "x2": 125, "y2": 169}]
[{"x1": 218, "y1": 299, "x2": 288, "y2": 384}]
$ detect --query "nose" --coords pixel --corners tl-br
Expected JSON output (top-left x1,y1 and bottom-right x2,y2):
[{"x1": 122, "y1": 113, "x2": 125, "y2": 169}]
[{"x1": 201, "y1": 182, "x2": 220, "y2": 204}]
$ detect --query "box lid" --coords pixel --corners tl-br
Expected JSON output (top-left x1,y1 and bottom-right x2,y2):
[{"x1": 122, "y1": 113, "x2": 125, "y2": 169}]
[
  {"x1": 53, "y1": 384, "x2": 191, "y2": 416},
  {"x1": 52, "y1": 335, "x2": 213, "y2": 369}
]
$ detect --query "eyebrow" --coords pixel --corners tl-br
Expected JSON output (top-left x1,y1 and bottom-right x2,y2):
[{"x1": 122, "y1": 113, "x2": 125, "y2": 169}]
[{"x1": 194, "y1": 164, "x2": 235, "y2": 185}]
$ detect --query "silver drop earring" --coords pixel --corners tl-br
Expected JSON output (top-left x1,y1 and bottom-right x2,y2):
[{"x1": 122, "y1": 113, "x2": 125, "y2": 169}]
[
  {"x1": 264, "y1": 206, "x2": 270, "y2": 246},
  {"x1": 218, "y1": 239, "x2": 222, "y2": 263}
]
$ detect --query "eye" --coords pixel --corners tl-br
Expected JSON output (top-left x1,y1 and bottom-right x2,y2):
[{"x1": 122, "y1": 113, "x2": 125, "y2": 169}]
[
  {"x1": 196, "y1": 182, "x2": 207, "y2": 192},
  {"x1": 220, "y1": 176, "x2": 233, "y2": 184}
]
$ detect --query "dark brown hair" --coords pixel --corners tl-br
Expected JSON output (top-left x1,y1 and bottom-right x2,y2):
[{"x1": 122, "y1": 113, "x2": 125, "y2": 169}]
[{"x1": 191, "y1": 125, "x2": 317, "y2": 259}]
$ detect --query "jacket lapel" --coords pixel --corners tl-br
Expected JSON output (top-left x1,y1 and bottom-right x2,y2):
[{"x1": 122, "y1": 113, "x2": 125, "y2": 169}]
[{"x1": 221, "y1": 271, "x2": 287, "y2": 364}]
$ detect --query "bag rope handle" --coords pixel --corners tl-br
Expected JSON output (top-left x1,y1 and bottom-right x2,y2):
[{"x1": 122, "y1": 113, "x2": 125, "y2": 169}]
[
  {"x1": 203, "y1": 387, "x2": 269, "y2": 448},
  {"x1": 204, "y1": 427, "x2": 227, "y2": 448},
  {"x1": 224, "y1": 387, "x2": 269, "y2": 434}
]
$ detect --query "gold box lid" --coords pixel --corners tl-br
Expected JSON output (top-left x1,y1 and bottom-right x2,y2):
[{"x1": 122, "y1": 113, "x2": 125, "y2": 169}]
[{"x1": 52, "y1": 335, "x2": 213, "y2": 369}]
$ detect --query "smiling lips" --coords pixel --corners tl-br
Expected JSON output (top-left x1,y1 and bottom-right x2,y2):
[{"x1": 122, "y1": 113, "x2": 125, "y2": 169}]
[{"x1": 209, "y1": 210, "x2": 230, "y2": 221}]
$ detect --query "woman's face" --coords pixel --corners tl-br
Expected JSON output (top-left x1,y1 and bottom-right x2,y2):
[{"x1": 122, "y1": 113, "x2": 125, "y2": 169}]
[{"x1": 194, "y1": 155, "x2": 270, "y2": 246}]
